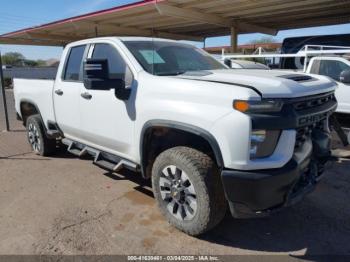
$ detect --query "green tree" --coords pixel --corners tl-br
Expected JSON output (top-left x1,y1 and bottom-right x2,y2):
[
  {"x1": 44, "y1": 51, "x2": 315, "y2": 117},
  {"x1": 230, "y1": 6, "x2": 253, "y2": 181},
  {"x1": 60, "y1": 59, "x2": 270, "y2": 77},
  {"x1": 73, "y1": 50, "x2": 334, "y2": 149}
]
[
  {"x1": 2, "y1": 52, "x2": 48, "y2": 67},
  {"x1": 23, "y1": 59, "x2": 39, "y2": 67},
  {"x1": 2, "y1": 52, "x2": 25, "y2": 66},
  {"x1": 36, "y1": 60, "x2": 47, "y2": 67},
  {"x1": 249, "y1": 36, "x2": 277, "y2": 44}
]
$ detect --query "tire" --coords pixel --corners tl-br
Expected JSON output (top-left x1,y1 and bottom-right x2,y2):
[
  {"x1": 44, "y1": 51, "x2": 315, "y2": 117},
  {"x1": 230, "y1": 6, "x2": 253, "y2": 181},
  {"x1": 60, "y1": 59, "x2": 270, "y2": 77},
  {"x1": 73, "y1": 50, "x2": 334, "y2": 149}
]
[
  {"x1": 152, "y1": 147, "x2": 227, "y2": 236},
  {"x1": 26, "y1": 115, "x2": 56, "y2": 156}
]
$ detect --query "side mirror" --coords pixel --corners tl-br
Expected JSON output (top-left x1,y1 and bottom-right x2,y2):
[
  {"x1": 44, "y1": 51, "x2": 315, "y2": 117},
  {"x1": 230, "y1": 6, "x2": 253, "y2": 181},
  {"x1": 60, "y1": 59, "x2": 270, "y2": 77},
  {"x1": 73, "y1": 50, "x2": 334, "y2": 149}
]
[
  {"x1": 83, "y1": 59, "x2": 125, "y2": 90},
  {"x1": 340, "y1": 69, "x2": 350, "y2": 84},
  {"x1": 224, "y1": 58, "x2": 232, "y2": 68}
]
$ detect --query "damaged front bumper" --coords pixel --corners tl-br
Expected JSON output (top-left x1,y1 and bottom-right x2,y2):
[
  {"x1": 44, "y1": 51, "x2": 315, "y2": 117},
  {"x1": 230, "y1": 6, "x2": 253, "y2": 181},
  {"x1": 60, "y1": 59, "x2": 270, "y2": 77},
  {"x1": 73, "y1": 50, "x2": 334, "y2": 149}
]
[
  {"x1": 222, "y1": 132, "x2": 332, "y2": 218},
  {"x1": 222, "y1": 92, "x2": 337, "y2": 218}
]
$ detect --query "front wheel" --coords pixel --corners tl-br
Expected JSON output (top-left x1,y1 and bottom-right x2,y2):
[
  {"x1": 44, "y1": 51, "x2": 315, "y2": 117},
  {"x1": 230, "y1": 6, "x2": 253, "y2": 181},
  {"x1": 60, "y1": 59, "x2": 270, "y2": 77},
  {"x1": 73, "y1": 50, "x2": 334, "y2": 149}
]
[
  {"x1": 26, "y1": 115, "x2": 56, "y2": 156},
  {"x1": 152, "y1": 147, "x2": 227, "y2": 236}
]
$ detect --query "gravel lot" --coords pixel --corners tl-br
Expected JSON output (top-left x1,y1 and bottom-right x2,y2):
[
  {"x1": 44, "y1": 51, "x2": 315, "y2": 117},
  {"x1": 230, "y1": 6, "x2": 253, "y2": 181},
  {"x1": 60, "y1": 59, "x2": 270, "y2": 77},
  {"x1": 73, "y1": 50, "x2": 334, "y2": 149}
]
[{"x1": 1, "y1": 90, "x2": 350, "y2": 259}]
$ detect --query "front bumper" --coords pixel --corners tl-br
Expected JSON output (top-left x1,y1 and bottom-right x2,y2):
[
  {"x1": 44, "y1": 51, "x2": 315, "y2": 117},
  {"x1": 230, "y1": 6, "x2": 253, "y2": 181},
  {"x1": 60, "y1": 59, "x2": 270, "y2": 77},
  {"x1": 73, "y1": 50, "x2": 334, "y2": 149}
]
[
  {"x1": 220, "y1": 92, "x2": 337, "y2": 218},
  {"x1": 222, "y1": 130, "x2": 332, "y2": 218}
]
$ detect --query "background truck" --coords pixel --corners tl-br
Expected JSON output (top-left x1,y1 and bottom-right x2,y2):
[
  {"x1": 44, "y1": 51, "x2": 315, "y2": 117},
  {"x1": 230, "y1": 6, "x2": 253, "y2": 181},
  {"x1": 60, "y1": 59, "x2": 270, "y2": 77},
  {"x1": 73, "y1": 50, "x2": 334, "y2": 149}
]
[
  {"x1": 280, "y1": 33, "x2": 350, "y2": 70},
  {"x1": 306, "y1": 56, "x2": 350, "y2": 120},
  {"x1": 14, "y1": 37, "x2": 337, "y2": 236}
]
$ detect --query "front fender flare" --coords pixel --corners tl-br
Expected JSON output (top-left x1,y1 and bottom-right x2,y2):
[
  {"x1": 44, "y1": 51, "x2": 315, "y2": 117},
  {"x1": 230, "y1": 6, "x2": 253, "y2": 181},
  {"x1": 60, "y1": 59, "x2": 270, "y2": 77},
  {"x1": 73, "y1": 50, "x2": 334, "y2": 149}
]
[{"x1": 140, "y1": 120, "x2": 224, "y2": 178}]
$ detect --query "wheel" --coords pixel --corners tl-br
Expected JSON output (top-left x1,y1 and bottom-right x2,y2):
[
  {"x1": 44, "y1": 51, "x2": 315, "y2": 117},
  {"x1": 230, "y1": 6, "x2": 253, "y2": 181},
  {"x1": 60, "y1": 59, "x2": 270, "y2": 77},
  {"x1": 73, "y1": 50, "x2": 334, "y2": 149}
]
[
  {"x1": 152, "y1": 147, "x2": 227, "y2": 236},
  {"x1": 26, "y1": 115, "x2": 56, "y2": 156}
]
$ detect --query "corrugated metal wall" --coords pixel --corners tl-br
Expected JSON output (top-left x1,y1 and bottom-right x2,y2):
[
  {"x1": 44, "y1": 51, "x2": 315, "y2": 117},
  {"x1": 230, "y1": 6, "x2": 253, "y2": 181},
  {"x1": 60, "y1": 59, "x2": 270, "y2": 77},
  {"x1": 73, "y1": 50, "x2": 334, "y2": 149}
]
[{"x1": 3, "y1": 67, "x2": 58, "y2": 80}]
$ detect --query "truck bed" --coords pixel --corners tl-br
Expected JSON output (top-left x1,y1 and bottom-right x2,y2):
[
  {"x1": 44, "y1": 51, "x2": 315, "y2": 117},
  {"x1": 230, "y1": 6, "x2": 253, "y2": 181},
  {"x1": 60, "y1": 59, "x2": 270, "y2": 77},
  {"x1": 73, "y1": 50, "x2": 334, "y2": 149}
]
[{"x1": 13, "y1": 78, "x2": 56, "y2": 127}]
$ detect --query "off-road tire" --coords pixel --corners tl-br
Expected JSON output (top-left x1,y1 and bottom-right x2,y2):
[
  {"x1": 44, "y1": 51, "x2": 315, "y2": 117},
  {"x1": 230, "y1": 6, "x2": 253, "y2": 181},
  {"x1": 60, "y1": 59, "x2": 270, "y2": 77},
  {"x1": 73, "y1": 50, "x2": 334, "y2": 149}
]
[
  {"x1": 26, "y1": 115, "x2": 56, "y2": 156},
  {"x1": 152, "y1": 146, "x2": 227, "y2": 236}
]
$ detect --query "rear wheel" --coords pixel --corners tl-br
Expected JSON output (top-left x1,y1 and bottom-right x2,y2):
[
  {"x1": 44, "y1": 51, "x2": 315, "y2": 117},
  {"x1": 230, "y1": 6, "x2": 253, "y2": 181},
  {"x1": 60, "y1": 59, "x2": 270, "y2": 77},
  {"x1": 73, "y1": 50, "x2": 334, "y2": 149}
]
[
  {"x1": 152, "y1": 147, "x2": 227, "y2": 236},
  {"x1": 26, "y1": 115, "x2": 56, "y2": 156}
]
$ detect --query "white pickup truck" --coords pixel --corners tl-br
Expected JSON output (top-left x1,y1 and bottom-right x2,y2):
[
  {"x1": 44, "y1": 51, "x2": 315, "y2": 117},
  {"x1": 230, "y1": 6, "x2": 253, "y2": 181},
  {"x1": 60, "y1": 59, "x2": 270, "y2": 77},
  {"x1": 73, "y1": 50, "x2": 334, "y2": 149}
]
[
  {"x1": 14, "y1": 37, "x2": 338, "y2": 236},
  {"x1": 306, "y1": 56, "x2": 350, "y2": 116}
]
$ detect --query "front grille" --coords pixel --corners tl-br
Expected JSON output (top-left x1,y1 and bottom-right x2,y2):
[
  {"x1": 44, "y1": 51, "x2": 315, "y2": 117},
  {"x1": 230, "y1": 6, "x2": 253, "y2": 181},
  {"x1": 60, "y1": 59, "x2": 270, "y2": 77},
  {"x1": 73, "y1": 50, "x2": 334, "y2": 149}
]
[
  {"x1": 290, "y1": 92, "x2": 334, "y2": 150},
  {"x1": 293, "y1": 93, "x2": 335, "y2": 111},
  {"x1": 295, "y1": 120, "x2": 325, "y2": 149}
]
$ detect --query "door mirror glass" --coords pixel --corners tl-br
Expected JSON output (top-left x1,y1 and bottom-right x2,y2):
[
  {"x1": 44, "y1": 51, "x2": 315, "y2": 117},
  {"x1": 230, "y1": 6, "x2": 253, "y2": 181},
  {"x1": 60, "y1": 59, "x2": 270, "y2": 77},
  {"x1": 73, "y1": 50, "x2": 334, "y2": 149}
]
[
  {"x1": 83, "y1": 59, "x2": 125, "y2": 90},
  {"x1": 340, "y1": 69, "x2": 350, "y2": 84}
]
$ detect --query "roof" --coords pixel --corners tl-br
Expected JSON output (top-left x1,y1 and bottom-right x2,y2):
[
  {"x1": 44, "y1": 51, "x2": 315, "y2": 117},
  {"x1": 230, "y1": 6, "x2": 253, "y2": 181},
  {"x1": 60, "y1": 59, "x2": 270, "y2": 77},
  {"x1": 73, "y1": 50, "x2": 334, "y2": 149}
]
[{"x1": 1, "y1": 0, "x2": 350, "y2": 46}]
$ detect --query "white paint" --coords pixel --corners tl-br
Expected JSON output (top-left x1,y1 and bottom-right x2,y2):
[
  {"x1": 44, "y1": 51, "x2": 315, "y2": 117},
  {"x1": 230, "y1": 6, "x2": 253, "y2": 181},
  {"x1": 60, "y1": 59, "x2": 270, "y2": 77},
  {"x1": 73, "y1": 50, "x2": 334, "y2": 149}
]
[{"x1": 13, "y1": 37, "x2": 337, "y2": 170}]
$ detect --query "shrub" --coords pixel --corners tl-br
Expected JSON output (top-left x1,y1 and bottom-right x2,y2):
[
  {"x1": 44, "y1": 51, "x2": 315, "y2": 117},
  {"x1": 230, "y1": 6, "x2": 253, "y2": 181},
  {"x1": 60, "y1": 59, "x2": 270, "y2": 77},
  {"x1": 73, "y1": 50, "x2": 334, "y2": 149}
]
[{"x1": 3, "y1": 77, "x2": 13, "y2": 89}]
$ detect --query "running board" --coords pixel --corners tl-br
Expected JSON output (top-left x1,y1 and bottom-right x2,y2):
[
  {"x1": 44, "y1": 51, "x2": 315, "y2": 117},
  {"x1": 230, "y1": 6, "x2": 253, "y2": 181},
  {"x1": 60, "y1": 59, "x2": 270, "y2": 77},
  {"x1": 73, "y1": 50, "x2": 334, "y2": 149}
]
[
  {"x1": 46, "y1": 130, "x2": 61, "y2": 139},
  {"x1": 46, "y1": 121, "x2": 62, "y2": 138},
  {"x1": 62, "y1": 138, "x2": 138, "y2": 172}
]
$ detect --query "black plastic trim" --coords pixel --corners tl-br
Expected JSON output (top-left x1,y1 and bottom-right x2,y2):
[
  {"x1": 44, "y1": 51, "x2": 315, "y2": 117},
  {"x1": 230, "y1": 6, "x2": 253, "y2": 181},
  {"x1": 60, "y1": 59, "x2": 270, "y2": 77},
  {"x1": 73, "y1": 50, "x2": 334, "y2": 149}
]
[
  {"x1": 47, "y1": 120, "x2": 64, "y2": 138},
  {"x1": 19, "y1": 99, "x2": 44, "y2": 123},
  {"x1": 249, "y1": 97, "x2": 337, "y2": 130},
  {"x1": 16, "y1": 112, "x2": 22, "y2": 121},
  {"x1": 140, "y1": 120, "x2": 224, "y2": 178},
  {"x1": 19, "y1": 99, "x2": 54, "y2": 138}
]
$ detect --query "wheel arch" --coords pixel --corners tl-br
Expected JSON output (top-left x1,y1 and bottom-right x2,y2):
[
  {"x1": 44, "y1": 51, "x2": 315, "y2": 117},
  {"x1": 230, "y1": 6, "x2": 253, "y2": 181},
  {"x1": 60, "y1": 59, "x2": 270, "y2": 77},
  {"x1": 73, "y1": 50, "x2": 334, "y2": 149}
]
[
  {"x1": 140, "y1": 120, "x2": 224, "y2": 179},
  {"x1": 20, "y1": 99, "x2": 45, "y2": 127}
]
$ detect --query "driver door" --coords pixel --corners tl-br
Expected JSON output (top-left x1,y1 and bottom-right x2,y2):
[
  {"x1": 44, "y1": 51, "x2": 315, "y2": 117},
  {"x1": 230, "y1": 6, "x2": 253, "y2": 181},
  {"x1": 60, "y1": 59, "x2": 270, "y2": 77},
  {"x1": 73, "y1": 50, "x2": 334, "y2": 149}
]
[{"x1": 79, "y1": 42, "x2": 135, "y2": 158}]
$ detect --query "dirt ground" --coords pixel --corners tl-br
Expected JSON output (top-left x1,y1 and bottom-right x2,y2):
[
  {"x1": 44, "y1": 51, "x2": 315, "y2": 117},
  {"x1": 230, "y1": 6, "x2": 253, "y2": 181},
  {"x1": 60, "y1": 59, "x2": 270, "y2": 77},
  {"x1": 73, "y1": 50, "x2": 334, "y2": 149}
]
[{"x1": 1, "y1": 90, "x2": 350, "y2": 259}]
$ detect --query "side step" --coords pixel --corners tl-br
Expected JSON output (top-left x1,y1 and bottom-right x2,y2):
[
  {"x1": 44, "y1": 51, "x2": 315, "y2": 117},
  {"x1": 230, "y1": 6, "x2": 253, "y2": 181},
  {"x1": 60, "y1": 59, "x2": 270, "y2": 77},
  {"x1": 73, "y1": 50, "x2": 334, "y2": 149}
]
[
  {"x1": 46, "y1": 121, "x2": 62, "y2": 139},
  {"x1": 94, "y1": 156, "x2": 138, "y2": 172},
  {"x1": 47, "y1": 130, "x2": 61, "y2": 138},
  {"x1": 62, "y1": 138, "x2": 138, "y2": 172}
]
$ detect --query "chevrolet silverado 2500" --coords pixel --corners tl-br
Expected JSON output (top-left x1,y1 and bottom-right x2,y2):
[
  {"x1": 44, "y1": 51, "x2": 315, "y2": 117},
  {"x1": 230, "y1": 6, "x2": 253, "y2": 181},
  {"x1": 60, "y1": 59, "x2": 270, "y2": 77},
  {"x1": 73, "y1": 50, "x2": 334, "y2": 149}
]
[{"x1": 14, "y1": 37, "x2": 338, "y2": 235}]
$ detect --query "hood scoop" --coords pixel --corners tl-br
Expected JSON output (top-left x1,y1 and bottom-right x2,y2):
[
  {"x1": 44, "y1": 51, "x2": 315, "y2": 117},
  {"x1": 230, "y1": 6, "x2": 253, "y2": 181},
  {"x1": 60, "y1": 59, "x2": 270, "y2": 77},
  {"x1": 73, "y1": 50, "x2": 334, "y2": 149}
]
[{"x1": 278, "y1": 74, "x2": 315, "y2": 82}]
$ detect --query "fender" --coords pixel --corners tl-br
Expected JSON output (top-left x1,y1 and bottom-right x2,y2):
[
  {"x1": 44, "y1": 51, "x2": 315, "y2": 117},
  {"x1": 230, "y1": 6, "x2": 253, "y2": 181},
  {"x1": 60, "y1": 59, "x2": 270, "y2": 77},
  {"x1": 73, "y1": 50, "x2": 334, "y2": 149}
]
[{"x1": 140, "y1": 120, "x2": 224, "y2": 177}]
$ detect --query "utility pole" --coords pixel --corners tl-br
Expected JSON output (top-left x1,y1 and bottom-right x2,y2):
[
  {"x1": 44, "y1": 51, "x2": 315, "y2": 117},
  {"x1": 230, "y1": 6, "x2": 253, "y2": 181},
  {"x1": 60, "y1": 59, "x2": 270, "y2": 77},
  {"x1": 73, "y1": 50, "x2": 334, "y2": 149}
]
[{"x1": 0, "y1": 51, "x2": 10, "y2": 131}]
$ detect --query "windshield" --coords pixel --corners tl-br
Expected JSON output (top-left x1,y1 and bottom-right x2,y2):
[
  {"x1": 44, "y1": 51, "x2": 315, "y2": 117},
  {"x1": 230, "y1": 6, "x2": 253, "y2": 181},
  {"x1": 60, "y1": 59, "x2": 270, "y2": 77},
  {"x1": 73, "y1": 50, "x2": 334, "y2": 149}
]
[{"x1": 123, "y1": 40, "x2": 226, "y2": 76}]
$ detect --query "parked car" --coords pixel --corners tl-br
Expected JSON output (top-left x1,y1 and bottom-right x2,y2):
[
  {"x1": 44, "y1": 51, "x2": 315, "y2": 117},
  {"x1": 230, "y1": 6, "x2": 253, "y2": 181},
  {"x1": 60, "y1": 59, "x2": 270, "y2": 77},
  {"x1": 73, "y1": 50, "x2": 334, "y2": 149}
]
[{"x1": 14, "y1": 37, "x2": 337, "y2": 235}]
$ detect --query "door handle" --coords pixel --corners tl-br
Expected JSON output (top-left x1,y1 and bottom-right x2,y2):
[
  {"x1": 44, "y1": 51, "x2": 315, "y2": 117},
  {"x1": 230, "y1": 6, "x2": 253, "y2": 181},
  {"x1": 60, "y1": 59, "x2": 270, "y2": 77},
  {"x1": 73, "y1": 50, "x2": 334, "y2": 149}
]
[
  {"x1": 81, "y1": 92, "x2": 92, "y2": 100},
  {"x1": 55, "y1": 89, "x2": 64, "y2": 96}
]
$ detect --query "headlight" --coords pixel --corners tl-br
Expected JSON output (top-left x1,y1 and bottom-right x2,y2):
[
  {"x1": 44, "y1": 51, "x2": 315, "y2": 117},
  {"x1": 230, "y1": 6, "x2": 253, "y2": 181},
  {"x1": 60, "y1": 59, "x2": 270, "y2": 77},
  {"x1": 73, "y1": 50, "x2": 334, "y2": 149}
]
[
  {"x1": 250, "y1": 130, "x2": 281, "y2": 159},
  {"x1": 234, "y1": 100, "x2": 283, "y2": 113}
]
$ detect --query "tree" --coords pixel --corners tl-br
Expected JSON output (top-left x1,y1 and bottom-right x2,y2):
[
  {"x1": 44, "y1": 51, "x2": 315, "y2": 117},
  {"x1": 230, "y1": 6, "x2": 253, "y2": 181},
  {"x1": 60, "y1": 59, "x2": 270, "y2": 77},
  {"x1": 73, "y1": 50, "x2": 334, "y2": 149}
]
[
  {"x1": 249, "y1": 36, "x2": 277, "y2": 44},
  {"x1": 23, "y1": 59, "x2": 39, "y2": 67},
  {"x1": 36, "y1": 60, "x2": 47, "y2": 67},
  {"x1": 2, "y1": 52, "x2": 48, "y2": 67},
  {"x1": 2, "y1": 52, "x2": 26, "y2": 66}
]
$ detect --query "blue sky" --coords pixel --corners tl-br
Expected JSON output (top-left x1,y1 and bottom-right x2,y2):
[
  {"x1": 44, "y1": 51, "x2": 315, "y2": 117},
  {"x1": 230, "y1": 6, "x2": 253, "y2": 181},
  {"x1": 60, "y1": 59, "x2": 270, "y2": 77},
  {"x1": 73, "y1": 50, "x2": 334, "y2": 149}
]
[{"x1": 1, "y1": 0, "x2": 350, "y2": 60}]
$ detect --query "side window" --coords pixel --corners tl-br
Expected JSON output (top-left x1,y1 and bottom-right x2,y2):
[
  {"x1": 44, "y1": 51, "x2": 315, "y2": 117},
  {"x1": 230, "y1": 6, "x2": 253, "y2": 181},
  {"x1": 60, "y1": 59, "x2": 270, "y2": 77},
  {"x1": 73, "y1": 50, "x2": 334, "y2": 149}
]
[
  {"x1": 92, "y1": 43, "x2": 133, "y2": 86},
  {"x1": 319, "y1": 60, "x2": 350, "y2": 81},
  {"x1": 63, "y1": 45, "x2": 86, "y2": 81}
]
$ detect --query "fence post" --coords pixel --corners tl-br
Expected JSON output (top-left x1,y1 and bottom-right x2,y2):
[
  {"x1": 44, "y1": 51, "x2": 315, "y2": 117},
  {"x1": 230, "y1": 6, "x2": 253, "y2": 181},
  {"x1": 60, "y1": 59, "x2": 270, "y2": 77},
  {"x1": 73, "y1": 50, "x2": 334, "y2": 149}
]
[{"x1": 0, "y1": 51, "x2": 10, "y2": 131}]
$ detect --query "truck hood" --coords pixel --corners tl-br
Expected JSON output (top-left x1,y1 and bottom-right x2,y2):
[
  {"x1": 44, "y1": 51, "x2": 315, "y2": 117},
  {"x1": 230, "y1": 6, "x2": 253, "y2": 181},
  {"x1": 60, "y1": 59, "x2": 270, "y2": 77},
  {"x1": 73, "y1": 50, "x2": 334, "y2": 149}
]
[{"x1": 176, "y1": 69, "x2": 336, "y2": 98}]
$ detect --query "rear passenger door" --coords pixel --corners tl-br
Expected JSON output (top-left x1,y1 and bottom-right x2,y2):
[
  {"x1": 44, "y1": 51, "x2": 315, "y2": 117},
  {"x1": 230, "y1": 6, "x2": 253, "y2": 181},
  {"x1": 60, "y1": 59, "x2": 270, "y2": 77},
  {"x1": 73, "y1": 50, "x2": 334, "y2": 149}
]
[{"x1": 54, "y1": 44, "x2": 88, "y2": 140}]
